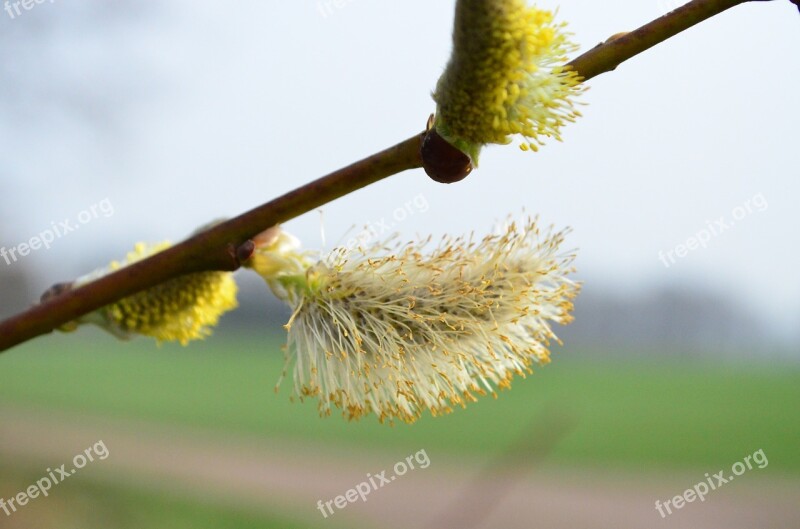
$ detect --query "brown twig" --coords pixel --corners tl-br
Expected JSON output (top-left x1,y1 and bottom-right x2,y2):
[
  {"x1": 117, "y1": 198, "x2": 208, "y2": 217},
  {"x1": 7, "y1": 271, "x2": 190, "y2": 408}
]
[
  {"x1": 568, "y1": 0, "x2": 750, "y2": 80},
  {"x1": 0, "y1": 0, "x2": 766, "y2": 352},
  {"x1": 0, "y1": 134, "x2": 424, "y2": 350}
]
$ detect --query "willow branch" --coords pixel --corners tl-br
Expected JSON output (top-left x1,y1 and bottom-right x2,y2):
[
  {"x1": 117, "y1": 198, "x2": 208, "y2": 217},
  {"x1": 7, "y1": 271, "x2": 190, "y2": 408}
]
[
  {"x1": 0, "y1": 134, "x2": 425, "y2": 351},
  {"x1": 568, "y1": 0, "x2": 750, "y2": 80},
  {"x1": 0, "y1": 0, "x2": 764, "y2": 352}
]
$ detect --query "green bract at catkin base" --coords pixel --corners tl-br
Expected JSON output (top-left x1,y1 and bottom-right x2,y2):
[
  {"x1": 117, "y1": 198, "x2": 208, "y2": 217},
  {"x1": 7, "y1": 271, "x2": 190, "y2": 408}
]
[
  {"x1": 433, "y1": 0, "x2": 584, "y2": 164},
  {"x1": 246, "y1": 219, "x2": 579, "y2": 425},
  {"x1": 65, "y1": 242, "x2": 238, "y2": 345}
]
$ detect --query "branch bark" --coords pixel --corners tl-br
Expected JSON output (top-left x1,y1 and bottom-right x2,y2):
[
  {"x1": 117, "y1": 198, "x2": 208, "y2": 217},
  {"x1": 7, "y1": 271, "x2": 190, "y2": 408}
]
[
  {"x1": 0, "y1": 134, "x2": 425, "y2": 351},
  {"x1": 568, "y1": 0, "x2": 749, "y2": 80},
  {"x1": 0, "y1": 0, "x2": 760, "y2": 352}
]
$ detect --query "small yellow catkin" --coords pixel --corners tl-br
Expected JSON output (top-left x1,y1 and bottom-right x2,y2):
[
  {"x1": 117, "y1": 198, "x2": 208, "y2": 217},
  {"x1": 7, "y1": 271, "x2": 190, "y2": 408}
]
[
  {"x1": 433, "y1": 0, "x2": 584, "y2": 163},
  {"x1": 71, "y1": 242, "x2": 238, "y2": 345}
]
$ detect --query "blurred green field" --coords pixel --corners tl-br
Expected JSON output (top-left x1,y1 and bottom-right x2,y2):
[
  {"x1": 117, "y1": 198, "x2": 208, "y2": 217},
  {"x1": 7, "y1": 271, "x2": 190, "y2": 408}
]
[
  {"x1": 0, "y1": 462, "x2": 310, "y2": 529},
  {"x1": 1, "y1": 330, "x2": 798, "y2": 475}
]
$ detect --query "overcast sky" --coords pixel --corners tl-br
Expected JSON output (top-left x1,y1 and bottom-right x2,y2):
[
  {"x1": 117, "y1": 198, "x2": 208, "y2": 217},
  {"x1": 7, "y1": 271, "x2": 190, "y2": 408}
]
[{"x1": 1, "y1": 1, "x2": 798, "y2": 340}]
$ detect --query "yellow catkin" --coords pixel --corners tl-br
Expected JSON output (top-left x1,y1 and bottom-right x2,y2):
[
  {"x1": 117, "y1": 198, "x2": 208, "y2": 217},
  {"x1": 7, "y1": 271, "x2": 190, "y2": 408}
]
[
  {"x1": 248, "y1": 220, "x2": 579, "y2": 424},
  {"x1": 433, "y1": 0, "x2": 583, "y2": 162},
  {"x1": 73, "y1": 242, "x2": 238, "y2": 345}
]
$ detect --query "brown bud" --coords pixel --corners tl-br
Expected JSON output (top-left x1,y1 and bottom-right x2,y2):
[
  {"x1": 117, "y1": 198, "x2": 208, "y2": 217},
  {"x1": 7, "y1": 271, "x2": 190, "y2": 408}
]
[
  {"x1": 40, "y1": 282, "x2": 74, "y2": 303},
  {"x1": 236, "y1": 240, "x2": 256, "y2": 263},
  {"x1": 421, "y1": 128, "x2": 473, "y2": 184}
]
